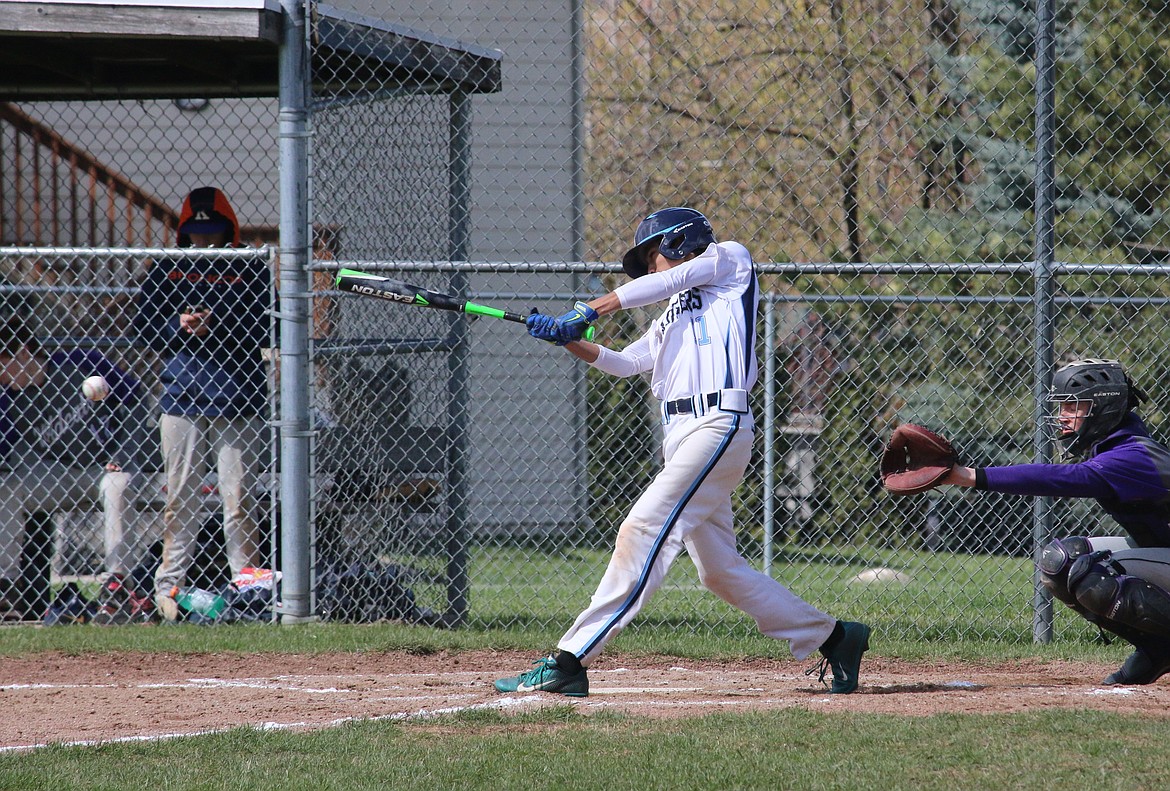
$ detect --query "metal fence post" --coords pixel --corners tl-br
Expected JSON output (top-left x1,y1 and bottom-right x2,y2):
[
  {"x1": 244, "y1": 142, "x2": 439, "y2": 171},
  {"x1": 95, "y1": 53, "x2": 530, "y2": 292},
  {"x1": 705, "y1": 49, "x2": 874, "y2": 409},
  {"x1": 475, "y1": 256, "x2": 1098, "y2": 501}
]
[
  {"x1": 763, "y1": 294, "x2": 777, "y2": 575},
  {"x1": 443, "y1": 89, "x2": 472, "y2": 627},
  {"x1": 1031, "y1": 0, "x2": 1058, "y2": 643},
  {"x1": 569, "y1": 0, "x2": 592, "y2": 547},
  {"x1": 276, "y1": 0, "x2": 313, "y2": 622}
]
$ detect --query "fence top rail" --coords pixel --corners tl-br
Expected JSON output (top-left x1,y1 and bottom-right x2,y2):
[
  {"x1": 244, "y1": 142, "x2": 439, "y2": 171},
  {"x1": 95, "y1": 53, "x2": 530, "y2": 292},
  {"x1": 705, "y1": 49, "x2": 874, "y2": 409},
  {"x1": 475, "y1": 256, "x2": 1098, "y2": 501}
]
[
  {"x1": 0, "y1": 246, "x2": 274, "y2": 260},
  {"x1": 3, "y1": 253, "x2": 1162, "y2": 275},
  {"x1": 311, "y1": 259, "x2": 1170, "y2": 276}
]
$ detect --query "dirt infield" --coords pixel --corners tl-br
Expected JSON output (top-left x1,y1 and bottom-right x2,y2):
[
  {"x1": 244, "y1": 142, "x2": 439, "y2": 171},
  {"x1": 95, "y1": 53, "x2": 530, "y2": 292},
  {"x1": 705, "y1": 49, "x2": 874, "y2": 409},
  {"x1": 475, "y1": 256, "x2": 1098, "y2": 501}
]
[{"x1": 2, "y1": 650, "x2": 1167, "y2": 750}]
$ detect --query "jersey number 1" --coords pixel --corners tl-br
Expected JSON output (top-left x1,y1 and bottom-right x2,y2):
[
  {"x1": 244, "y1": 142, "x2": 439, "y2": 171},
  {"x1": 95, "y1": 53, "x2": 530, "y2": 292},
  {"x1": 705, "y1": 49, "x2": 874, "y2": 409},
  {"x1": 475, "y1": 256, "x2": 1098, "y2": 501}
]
[{"x1": 693, "y1": 316, "x2": 711, "y2": 346}]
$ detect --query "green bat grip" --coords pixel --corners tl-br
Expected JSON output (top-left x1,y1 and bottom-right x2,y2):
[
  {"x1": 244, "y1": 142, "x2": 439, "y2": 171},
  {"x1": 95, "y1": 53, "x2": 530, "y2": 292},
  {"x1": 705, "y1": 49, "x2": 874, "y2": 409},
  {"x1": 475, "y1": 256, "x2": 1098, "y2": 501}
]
[
  {"x1": 463, "y1": 301, "x2": 596, "y2": 341},
  {"x1": 463, "y1": 302, "x2": 508, "y2": 320}
]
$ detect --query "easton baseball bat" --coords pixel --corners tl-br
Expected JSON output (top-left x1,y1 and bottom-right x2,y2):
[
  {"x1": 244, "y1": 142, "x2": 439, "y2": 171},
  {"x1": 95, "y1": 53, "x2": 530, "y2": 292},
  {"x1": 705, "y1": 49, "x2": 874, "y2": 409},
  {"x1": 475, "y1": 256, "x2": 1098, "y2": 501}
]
[{"x1": 335, "y1": 268, "x2": 595, "y2": 340}]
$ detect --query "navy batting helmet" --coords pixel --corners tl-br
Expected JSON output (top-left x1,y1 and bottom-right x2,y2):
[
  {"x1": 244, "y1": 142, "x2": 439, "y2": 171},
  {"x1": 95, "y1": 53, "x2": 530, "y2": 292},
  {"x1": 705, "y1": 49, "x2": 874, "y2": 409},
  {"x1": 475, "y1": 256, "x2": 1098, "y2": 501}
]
[
  {"x1": 1048, "y1": 358, "x2": 1146, "y2": 457},
  {"x1": 621, "y1": 207, "x2": 716, "y2": 279}
]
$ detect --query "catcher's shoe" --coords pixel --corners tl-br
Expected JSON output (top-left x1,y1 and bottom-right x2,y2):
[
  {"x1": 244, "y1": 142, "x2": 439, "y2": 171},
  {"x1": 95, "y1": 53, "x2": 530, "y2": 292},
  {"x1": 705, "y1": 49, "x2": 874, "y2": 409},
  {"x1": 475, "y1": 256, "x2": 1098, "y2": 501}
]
[
  {"x1": 1103, "y1": 646, "x2": 1170, "y2": 686},
  {"x1": 807, "y1": 621, "x2": 871, "y2": 694},
  {"x1": 494, "y1": 656, "x2": 589, "y2": 697}
]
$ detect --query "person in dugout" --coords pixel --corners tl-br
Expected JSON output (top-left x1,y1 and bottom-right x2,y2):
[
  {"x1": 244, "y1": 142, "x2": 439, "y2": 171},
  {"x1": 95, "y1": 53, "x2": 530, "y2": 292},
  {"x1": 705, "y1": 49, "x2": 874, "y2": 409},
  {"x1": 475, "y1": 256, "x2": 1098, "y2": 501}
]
[{"x1": 133, "y1": 186, "x2": 269, "y2": 621}]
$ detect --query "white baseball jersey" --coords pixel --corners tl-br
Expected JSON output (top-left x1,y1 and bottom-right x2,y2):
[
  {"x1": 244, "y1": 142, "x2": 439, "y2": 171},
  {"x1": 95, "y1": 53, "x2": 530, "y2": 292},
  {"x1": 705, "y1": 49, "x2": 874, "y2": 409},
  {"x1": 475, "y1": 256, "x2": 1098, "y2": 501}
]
[{"x1": 591, "y1": 241, "x2": 758, "y2": 402}]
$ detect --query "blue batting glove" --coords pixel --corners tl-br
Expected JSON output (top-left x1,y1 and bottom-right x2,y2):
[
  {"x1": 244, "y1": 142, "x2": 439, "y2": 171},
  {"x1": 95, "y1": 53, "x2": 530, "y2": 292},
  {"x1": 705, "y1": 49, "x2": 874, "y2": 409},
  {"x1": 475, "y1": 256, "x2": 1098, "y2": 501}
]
[
  {"x1": 526, "y1": 311, "x2": 565, "y2": 345},
  {"x1": 555, "y1": 301, "x2": 599, "y2": 343}
]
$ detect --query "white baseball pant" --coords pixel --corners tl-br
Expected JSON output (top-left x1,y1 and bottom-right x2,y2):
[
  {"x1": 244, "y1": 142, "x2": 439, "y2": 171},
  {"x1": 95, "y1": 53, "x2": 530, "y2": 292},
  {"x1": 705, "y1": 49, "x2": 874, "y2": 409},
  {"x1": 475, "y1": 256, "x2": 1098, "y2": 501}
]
[
  {"x1": 154, "y1": 413, "x2": 263, "y2": 592},
  {"x1": 557, "y1": 409, "x2": 837, "y2": 666},
  {"x1": 0, "y1": 462, "x2": 149, "y2": 580}
]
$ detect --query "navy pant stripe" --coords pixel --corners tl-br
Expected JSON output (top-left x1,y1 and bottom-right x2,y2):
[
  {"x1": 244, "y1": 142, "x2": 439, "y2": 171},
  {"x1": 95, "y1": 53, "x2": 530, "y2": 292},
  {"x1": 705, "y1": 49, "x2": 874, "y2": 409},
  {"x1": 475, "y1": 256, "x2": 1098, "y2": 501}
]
[{"x1": 579, "y1": 415, "x2": 741, "y2": 659}]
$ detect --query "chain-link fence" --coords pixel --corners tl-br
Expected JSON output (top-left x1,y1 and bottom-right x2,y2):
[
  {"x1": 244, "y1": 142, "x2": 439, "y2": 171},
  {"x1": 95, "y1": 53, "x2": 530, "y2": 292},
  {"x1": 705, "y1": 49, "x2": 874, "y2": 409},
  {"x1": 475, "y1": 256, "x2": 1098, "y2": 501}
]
[
  {"x1": 2, "y1": 0, "x2": 1170, "y2": 641},
  {"x1": 0, "y1": 245, "x2": 1161, "y2": 639},
  {"x1": 0, "y1": 246, "x2": 277, "y2": 624},
  {"x1": 307, "y1": 260, "x2": 1169, "y2": 642}
]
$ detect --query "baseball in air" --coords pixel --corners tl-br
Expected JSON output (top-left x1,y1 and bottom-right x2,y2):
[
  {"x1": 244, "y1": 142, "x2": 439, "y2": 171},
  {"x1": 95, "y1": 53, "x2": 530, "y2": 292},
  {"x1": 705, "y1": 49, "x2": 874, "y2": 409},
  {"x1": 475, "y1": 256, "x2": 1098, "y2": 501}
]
[{"x1": 81, "y1": 375, "x2": 111, "y2": 401}]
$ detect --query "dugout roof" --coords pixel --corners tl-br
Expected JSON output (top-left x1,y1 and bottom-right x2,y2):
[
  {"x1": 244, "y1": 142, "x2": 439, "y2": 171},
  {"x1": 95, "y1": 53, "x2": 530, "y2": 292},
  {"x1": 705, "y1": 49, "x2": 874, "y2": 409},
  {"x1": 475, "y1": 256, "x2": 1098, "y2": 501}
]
[{"x1": 0, "y1": 0, "x2": 502, "y2": 100}]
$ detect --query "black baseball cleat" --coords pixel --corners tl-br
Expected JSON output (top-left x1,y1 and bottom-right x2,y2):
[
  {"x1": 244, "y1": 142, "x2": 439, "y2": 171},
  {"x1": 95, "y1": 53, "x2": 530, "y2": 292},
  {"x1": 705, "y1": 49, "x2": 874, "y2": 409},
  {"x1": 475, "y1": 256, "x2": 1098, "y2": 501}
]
[
  {"x1": 1103, "y1": 646, "x2": 1170, "y2": 686},
  {"x1": 807, "y1": 621, "x2": 871, "y2": 694}
]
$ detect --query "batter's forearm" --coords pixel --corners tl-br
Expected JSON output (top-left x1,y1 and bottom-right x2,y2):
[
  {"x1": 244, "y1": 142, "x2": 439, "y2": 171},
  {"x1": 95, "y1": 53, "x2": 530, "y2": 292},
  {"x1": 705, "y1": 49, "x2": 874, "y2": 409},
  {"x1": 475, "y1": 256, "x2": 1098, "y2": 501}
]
[
  {"x1": 564, "y1": 340, "x2": 599, "y2": 363},
  {"x1": 585, "y1": 292, "x2": 622, "y2": 317}
]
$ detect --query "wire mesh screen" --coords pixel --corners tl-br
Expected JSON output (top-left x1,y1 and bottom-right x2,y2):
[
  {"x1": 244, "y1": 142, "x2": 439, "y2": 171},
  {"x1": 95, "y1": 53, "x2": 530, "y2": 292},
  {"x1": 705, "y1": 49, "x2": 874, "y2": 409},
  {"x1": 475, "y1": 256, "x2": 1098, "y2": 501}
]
[
  {"x1": 311, "y1": 97, "x2": 450, "y2": 262},
  {"x1": 754, "y1": 267, "x2": 1045, "y2": 643},
  {"x1": 0, "y1": 248, "x2": 277, "y2": 624},
  {"x1": 310, "y1": 12, "x2": 463, "y2": 625},
  {"x1": 306, "y1": 259, "x2": 1170, "y2": 642},
  {"x1": 3, "y1": 0, "x2": 1170, "y2": 644},
  {"x1": 300, "y1": 0, "x2": 1170, "y2": 642},
  {"x1": 0, "y1": 99, "x2": 279, "y2": 247}
]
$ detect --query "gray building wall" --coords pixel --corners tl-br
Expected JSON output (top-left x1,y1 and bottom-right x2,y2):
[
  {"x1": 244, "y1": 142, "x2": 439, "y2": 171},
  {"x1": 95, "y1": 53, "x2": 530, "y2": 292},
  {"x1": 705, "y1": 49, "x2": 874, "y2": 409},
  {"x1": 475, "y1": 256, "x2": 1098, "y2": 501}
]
[
  {"x1": 349, "y1": 0, "x2": 580, "y2": 262},
  {"x1": 17, "y1": 98, "x2": 279, "y2": 235},
  {"x1": 322, "y1": 1, "x2": 587, "y2": 535}
]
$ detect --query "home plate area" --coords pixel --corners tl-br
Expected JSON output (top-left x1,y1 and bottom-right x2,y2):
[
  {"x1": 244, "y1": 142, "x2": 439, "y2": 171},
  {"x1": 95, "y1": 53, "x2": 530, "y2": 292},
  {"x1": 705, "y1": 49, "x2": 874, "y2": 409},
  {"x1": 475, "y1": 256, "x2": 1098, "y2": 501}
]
[{"x1": 3, "y1": 650, "x2": 1170, "y2": 750}]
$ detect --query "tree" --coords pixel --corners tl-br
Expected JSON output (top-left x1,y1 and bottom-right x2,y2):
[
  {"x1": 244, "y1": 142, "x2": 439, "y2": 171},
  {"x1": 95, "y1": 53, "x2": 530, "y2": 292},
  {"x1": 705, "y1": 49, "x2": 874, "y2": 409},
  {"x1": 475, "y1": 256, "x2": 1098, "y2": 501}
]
[{"x1": 875, "y1": 0, "x2": 1168, "y2": 266}]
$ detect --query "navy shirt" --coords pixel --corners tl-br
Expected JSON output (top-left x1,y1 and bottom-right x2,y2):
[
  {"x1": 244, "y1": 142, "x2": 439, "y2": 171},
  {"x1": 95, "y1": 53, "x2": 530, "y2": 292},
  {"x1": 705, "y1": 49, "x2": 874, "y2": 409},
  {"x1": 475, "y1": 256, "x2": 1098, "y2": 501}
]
[
  {"x1": 133, "y1": 252, "x2": 269, "y2": 419},
  {"x1": 980, "y1": 413, "x2": 1170, "y2": 547}
]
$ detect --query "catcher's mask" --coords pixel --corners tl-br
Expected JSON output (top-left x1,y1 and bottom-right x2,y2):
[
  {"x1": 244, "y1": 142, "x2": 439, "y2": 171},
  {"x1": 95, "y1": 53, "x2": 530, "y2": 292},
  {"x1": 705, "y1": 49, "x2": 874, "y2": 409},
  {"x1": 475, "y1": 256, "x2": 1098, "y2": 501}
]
[
  {"x1": 621, "y1": 207, "x2": 716, "y2": 279},
  {"x1": 1047, "y1": 358, "x2": 1145, "y2": 457}
]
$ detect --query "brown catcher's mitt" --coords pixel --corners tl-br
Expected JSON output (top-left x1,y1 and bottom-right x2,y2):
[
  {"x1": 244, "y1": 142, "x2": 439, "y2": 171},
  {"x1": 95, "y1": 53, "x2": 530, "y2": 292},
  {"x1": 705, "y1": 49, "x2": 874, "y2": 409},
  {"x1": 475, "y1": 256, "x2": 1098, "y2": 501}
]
[{"x1": 880, "y1": 423, "x2": 957, "y2": 495}]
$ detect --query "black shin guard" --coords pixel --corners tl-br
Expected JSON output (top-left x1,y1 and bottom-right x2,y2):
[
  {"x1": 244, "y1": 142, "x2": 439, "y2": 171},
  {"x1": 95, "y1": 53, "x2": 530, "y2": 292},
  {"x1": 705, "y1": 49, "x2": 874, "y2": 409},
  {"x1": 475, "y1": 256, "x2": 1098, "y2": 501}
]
[{"x1": 1069, "y1": 550, "x2": 1170, "y2": 645}]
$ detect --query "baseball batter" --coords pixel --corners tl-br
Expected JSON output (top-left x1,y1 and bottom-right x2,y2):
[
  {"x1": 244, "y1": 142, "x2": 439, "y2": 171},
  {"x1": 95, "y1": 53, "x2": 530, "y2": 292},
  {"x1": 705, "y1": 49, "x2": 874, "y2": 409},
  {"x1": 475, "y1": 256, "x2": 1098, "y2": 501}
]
[{"x1": 494, "y1": 207, "x2": 870, "y2": 697}]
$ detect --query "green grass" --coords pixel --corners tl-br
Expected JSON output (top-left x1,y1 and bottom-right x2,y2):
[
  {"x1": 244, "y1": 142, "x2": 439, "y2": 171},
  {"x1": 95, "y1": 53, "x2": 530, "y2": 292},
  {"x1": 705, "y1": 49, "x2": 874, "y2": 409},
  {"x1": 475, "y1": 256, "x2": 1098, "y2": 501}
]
[
  {"x1": 465, "y1": 543, "x2": 1097, "y2": 644},
  {"x1": 2, "y1": 708, "x2": 1168, "y2": 790},
  {"x1": 0, "y1": 616, "x2": 1128, "y2": 666},
  {"x1": 0, "y1": 544, "x2": 1149, "y2": 789},
  {"x1": 0, "y1": 620, "x2": 1131, "y2": 682},
  {"x1": 2, "y1": 544, "x2": 1112, "y2": 660}
]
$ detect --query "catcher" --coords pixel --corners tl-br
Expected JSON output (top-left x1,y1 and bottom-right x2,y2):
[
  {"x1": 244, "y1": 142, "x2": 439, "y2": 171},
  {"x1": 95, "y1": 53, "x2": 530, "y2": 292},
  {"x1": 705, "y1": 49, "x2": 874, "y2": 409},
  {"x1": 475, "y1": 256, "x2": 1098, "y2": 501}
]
[{"x1": 882, "y1": 359, "x2": 1170, "y2": 685}]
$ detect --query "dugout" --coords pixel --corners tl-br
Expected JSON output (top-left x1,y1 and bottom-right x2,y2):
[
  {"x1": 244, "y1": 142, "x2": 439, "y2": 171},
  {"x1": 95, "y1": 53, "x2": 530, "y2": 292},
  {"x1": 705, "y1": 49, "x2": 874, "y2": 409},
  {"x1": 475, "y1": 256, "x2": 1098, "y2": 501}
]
[{"x1": 0, "y1": 0, "x2": 501, "y2": 625}]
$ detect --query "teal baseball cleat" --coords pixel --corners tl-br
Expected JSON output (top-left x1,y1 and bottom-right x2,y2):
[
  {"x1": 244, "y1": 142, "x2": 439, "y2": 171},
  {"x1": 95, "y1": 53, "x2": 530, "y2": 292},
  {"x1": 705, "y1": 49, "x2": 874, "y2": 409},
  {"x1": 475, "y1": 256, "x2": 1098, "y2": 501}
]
[{"x1": 494, "y1": 655, "x2": 589, "y2": 697}]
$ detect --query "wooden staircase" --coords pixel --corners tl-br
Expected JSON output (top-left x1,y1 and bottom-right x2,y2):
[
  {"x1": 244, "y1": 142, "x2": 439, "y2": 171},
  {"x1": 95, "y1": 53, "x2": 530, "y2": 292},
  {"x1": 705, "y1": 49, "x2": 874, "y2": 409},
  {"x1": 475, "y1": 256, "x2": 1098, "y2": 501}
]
[
  {"x1": 0, "y1": 102, "x2": 189, "y2": 345},
  {"x1": 0, "y1": 102, "x2": 180, "y2": 247},
  {"x1": 0, "y1": 103, "x2": 287, "y2": 344}
]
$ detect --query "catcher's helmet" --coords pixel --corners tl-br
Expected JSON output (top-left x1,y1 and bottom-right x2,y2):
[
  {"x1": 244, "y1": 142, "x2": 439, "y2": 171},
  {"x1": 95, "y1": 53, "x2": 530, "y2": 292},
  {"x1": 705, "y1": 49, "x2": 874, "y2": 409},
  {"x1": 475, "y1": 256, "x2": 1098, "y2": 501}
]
[
  {"x1": 621, "y1": 207, "x2": 716, "y2": 279},
  {"x1": 1048, "y1": 358, "x2": 1145, "y2": 457}
]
